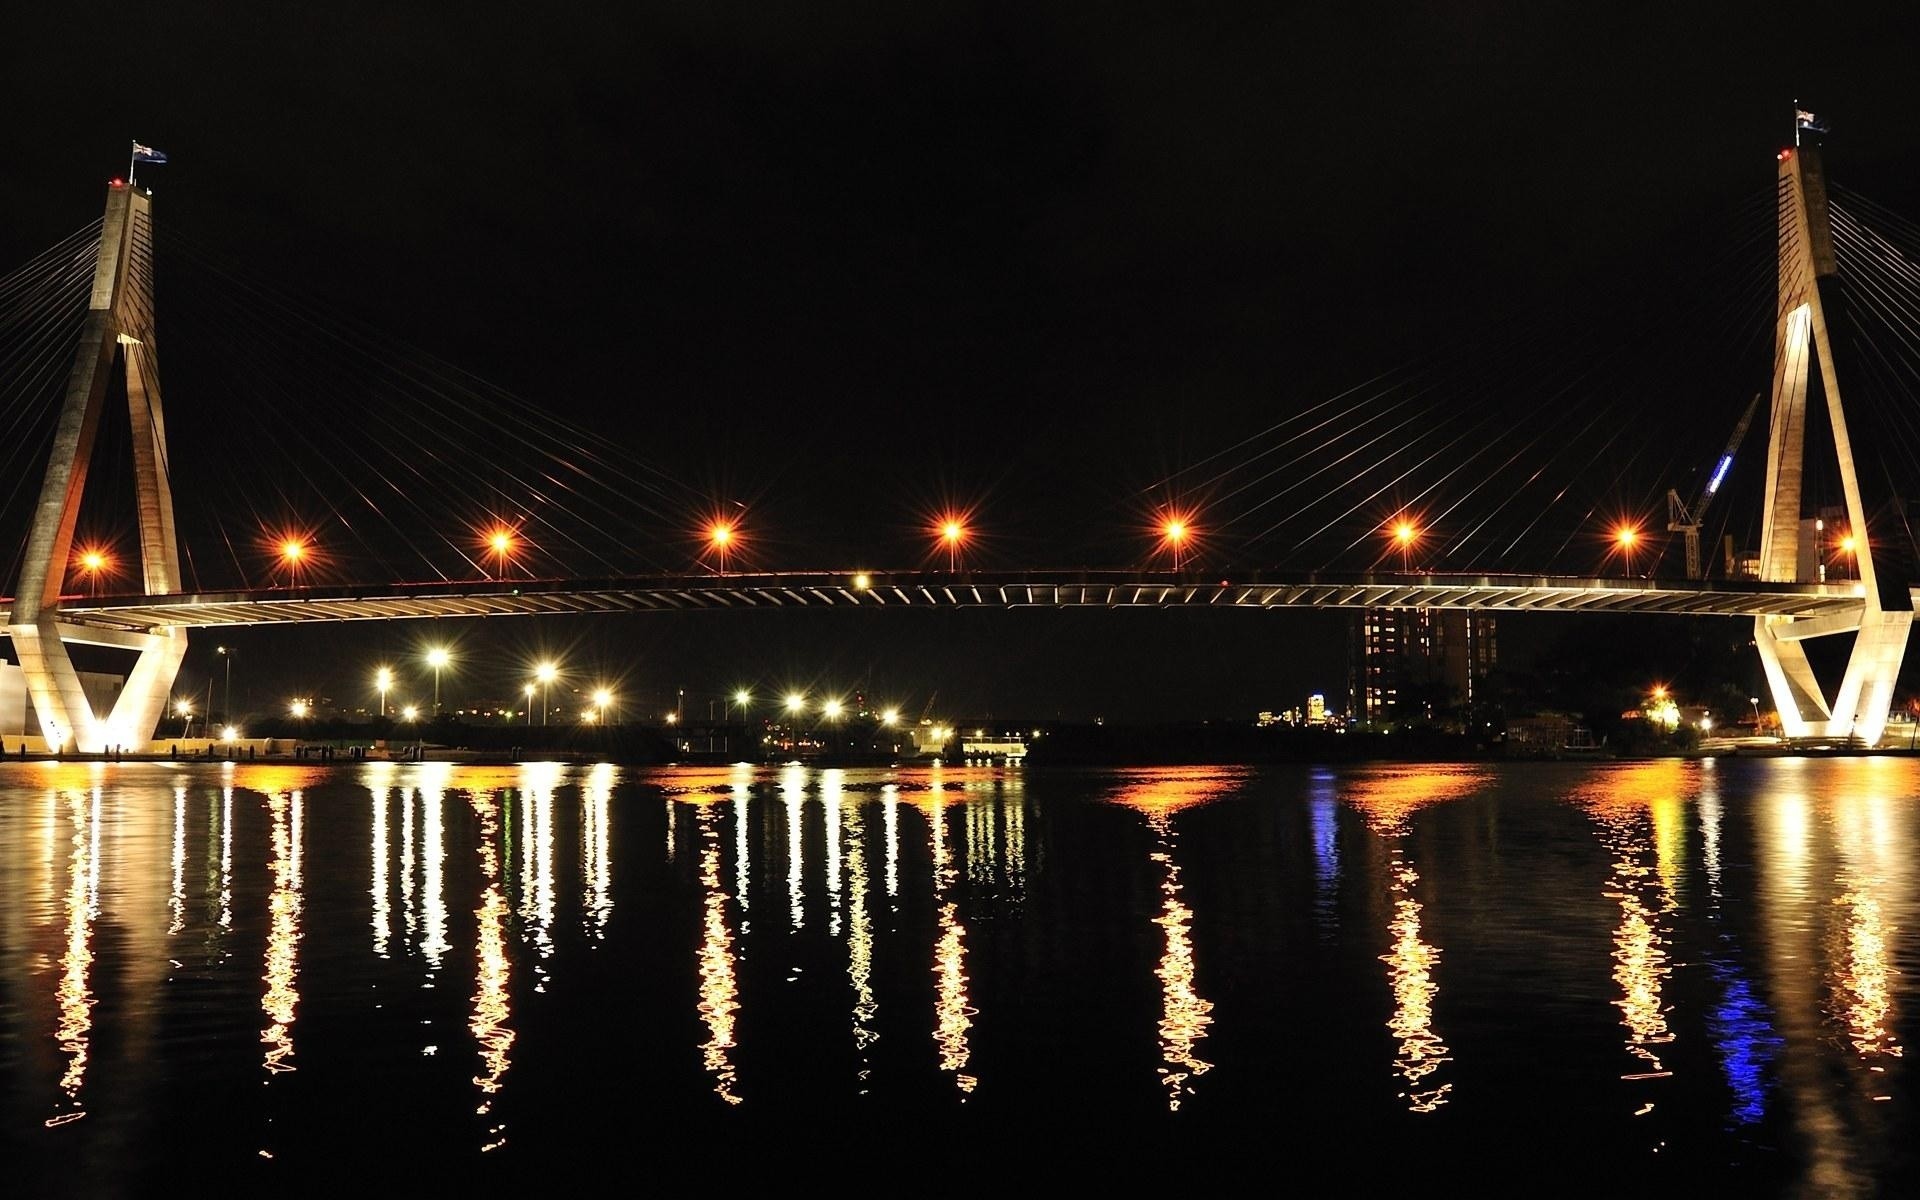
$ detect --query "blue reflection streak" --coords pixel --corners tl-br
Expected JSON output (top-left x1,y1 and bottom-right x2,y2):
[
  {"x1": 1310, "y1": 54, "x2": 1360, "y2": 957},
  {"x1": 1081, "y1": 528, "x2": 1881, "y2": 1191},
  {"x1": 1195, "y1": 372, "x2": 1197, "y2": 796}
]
[
  {"x1": 1706, "y1": 955, "x2": 1781, "y2": 1126},
  {"x1": 1310, "y1": 769, "x2": 1339, "y2": 930}
]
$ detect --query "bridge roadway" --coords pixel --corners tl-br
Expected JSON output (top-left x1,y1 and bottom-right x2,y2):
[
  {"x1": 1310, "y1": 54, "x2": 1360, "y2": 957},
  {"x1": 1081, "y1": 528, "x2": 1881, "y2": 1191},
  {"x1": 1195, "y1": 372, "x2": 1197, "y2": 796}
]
[{"x1": 37, "y1": 569, "x2": 1882, "y2": 631}]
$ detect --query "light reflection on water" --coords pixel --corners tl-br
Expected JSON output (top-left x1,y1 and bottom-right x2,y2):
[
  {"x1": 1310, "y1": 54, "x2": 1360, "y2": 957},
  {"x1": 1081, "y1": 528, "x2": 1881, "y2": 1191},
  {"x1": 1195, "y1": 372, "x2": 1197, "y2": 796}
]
[
  {"x1": 1346, "y1": 765, "x2": 1486, "y2": 1114},
  {"x1": 1110, "y1": 770, "x2": 1233, "y2": 1111},
  {"x1": 10, "y1": 759, "x2": 1920, "y2": 1191}
]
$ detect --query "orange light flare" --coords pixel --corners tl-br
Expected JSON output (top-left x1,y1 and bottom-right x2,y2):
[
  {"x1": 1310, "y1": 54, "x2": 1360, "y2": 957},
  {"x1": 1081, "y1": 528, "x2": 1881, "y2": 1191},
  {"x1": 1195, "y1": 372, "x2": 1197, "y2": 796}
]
[
  {"x1": 1158, "y1": 512, "x2": 1195, "y2": 572},
  {"x1": 702, "y1": 518, "x2": 738, "y2": 573},
  {"x1": 72, "y1": 544, "x2": 114, "y2": 596},
  {"x1": 935, "y1": 514, "x2": 971, "y2": 571},
  {"x1": 271, "y1": 532, "x2": 317, "y2": 586},
  {"x1": 1611, "y1": 522, "x2": 1641, "y2": 578},
  {"x1": 479, "y1": 523, "x2": 521, "y2": 581},
  {"x1": 1386, "y1": 516, "x2": 1420, "y2": 572}
]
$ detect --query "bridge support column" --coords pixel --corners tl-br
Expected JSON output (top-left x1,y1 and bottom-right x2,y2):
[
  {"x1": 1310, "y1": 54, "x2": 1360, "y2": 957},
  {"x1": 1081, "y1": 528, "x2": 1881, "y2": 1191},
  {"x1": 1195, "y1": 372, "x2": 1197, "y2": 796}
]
[
  {"x1": 1753, "y1": 141, "x2": 1911, "y2": 746},
  {"x1": 5, "y1": 182, "x2": 184, "y2": 753}
]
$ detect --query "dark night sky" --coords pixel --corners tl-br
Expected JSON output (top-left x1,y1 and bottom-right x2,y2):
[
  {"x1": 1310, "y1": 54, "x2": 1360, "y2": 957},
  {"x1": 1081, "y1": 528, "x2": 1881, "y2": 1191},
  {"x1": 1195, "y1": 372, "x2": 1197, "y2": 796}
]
[{"x1": 5, "y1": 3, "x2": 1920, "y2": 722}]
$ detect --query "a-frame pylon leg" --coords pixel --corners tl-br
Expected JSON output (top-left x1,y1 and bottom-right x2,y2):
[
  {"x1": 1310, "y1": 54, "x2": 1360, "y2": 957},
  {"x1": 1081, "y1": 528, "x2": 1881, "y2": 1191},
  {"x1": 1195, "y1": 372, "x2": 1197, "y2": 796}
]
[{"x1": 5, "y1": 182, "x2": 184, "y2": 753}]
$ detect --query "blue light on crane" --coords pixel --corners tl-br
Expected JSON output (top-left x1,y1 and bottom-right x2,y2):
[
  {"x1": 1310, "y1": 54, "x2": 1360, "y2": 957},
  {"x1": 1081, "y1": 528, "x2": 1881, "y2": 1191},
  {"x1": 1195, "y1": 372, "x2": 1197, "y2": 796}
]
[{"x1": 1706, "y1": 453, "x2": 1734, "y2": 496}]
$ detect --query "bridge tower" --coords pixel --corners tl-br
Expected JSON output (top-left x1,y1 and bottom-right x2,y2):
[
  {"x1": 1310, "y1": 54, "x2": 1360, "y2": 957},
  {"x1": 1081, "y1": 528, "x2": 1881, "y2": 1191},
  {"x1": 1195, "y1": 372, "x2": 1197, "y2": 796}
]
[
  {"x1": 6, "y1": 181, "x2": 185, "y2": 753},
  {"x1": 1753, "y1": 142, "x2": 1912, "y2": 746}
]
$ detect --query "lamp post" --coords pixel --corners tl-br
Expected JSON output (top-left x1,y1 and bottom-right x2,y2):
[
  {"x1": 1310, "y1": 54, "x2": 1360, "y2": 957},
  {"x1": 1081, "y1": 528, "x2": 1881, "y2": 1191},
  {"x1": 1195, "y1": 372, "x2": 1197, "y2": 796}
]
[
  {"x1": 1749, "y1": 696, "x2": 1761, "y2": 731},
  {"x1": 523, "y1": 683, "x2": 535, "y2": 727},
  {"x1": 375, "y1": 666, "x2": 393, "y2": 718},
  {"x1": 217, "y1": 645, "x2": 234, "y2": 722},
  {"x1": 426, "y1": 647, "x2": 450, "y2": 716},
  {"x1": 536, "y1": 662, "x2": 557, "y2": 726},
  {"x1": 175, "y1": 698, "x2": 193, "y2": 739}
]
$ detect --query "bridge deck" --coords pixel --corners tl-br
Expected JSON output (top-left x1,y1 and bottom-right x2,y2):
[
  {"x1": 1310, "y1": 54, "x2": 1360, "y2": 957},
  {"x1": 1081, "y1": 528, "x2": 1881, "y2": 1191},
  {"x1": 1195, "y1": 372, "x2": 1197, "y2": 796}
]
[{"x1": 38, "y1": 570, "x2": 1876, "y2": 630}]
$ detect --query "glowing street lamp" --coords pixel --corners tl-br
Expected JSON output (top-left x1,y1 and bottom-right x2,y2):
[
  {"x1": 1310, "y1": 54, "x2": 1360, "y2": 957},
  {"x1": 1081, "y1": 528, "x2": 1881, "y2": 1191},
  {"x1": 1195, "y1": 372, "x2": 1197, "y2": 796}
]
[
  {"x1": 75, "y1": 546, "x2": 111, "y2": 597},
  {"x1": 708, "y1": 521, "x2": 736, "y2": 572},
  {"x1": 402, "y1": 704, "x2": 420, "y2": 722},
  {"x1": 1390, "y1": 518, "x2": 1419, "y2": 572},
  {"x1": 938, "y1": 517, "x2": 968, "y2": 571},
  {"x1": 174, "y1": 698, "x2": 193, "y2": 738},
  {"x1": 279, "y1": 537, "x2": 308, "y2": 585},
  {"x1": 786, "y1": 692, "x2": 806, "y2": 715},
  {"x1": 221, "y1": 725, "x2": 238, "y2": 743},
  {"x1": 535, "y1": 661, "x2": 558, "y2": 726},
  {"x1": 882, "y1": 707, "x2": 900, "y2": 726},
  {"x1": 1613, "y1": 524, "x2": 1640, "y2": 578},
  {"x1": 425, "y1": 646, "x2": 451, "y2": 715},
  {"x1": 481, "y1": 525, "x2": 518, "y2": 581},
  {"x1": 523, "y1": 682, "x2": 535, "y2": 727},
  {"x1": 733, "y1": 688, "x2": 751, "y2": 718},
  {"x1": 823, "y1": 698, "x2": 844, "y2": 720},
  {"x1": 593, "y1": 687, "x2": 615, "y2": 724},
  {"x1": 289, "y1": 699, "x2": 310, "y2": 720},
  {"x1": 1161, "y1": 516, "x2": 1191, "y2": 572},
  {"x1": 375, "y1": 666, "x2": 393, "y2": 717}
]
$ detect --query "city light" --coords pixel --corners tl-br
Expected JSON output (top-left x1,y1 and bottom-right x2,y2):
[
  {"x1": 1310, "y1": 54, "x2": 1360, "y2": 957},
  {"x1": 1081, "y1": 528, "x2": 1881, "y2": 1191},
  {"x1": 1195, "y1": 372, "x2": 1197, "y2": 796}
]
[
  {"x1": 402, "y1": 705, "x2": 419, "y2": 721},
  {"x1": 937, "y1": 515, "x2": 969, "y2": 570},
  {"x1": 786, "y1": 693, "x2": 806, "y2": 714},
  {"x1": 74, "y1": 545, "x2": 114, "y2": 597},
  {"x1": 1394, "y1": 521, "x2": 1417, "y2": 546},
  {"x1": 1389, "y1": 517, "x2": 1419, "y2": 571},
  {"x1": 1155, "y1": 510, "x2": 1195, "y2": 570},
  {"x1": 175, "y1": 699, "x2": 191, "y2": 716},
  {"x1": 483, "y1": 525, "x2": 517, "y2": 579},
  {"x1": 882, "y1": 708, "x2": 900, "y2": 726},
  {"x1": 375, "y1": 666, "x2": 393, "y2": 717},
  {"x1": 536, "y1": 662, "x2": 557, "y2": 683},
  {"x1": 221, "y1": 725, "x2": 238, "y2": 742},
  {"x1": 289, "y1": 700, "x2": 310, "y2": 719},
  {"x1": 1840, "y1": 534, "x2": 1857, "y2": 553},
  {"x1": 853, "y1": 573, "x2": 871, "y2": 590},
  {"x1": 1613, "y1": 523, "x2": 1640, "y2": 577},
  {"x1": 666, "y1": 712, "x2": 679, "y2": 725},
  {"x1": 823, "y1": 699, "x2": 844, "y2": 719},
  {"x1": 426, "y1": 646, "x2": 451, "y2": 715},
  {"x1": 707, "y1": 520, "x2": 736, "y2": 571},
  {"x1": 593, "y1": 688, "x2": 613, "y2": 707},
  {"x1": 734, "y1": 689, "x2": 751, "y2": 706},
  {"x1": 281, "y1": 538, "x2": 305, "y2": 563}
]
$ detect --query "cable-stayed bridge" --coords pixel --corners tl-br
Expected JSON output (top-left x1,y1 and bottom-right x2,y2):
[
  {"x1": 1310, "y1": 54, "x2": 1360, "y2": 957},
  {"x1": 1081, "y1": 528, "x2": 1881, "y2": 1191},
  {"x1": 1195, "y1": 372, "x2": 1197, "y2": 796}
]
[{"x1": 4, "y1": 131, "x2": 1920, "y2": 749}]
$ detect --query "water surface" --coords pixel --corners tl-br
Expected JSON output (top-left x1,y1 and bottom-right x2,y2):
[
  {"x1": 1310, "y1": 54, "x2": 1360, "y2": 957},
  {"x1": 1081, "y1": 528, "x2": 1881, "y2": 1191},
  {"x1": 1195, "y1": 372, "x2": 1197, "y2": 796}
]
[{"x1": 4, "y1": 758, "x2": 1917, "y2": 1194}]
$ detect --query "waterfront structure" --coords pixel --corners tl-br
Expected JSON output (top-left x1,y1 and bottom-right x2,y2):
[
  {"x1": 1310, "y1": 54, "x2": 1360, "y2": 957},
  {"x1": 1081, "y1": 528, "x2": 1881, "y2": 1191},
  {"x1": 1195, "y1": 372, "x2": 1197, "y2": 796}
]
[
  {"x1": 1350, "y1": 608, "x2": 1496, "y2": 728},
  {"x1": 6, "y1": 181, "x2": 183, "y2": 752},
  {"x1": 1753, "y1": 142, "x2": 1911, "y2": 745}
]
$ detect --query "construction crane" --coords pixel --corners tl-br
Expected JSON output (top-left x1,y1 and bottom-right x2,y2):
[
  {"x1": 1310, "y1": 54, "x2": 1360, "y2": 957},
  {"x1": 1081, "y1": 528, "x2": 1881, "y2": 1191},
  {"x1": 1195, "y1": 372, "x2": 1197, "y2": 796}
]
[{"x1": 1667, "y1": 392, "x2": 1761, "y2": 580}]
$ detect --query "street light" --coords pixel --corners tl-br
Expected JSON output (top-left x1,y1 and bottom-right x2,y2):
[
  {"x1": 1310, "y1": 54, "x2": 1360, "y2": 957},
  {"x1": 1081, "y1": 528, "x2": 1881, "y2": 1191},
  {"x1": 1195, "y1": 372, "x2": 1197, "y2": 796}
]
[
  {"x1": 593, "y1": 687, "x2": 614, "y2": 724},
  {"x1": 289, "y1": 699, "x2": 310, "y2": 720},
  {"x1": 485, "y1": 527, "x2": 517, "y2": 580},
  {"x1": 174, "y1": 698, "x2": 193, "y2": 738},
  {"x1": 221, "y1": 725, "x2": 238, "y2": 743},
  {"x1": 217, "y1": 646, "x2": 235, "y2": 723},
  {"x1": 536, "y1": 661, "x2": 557, "y2": 725},
  {"x1": 426, "y1": 646, "x2": 451, "y2": 715},
  {"x1": 1162, "y1": 516, "x2": 1191, "y2": 571},
  {"x1": 1749, "y1": 696, "x2": 1761, "y2": 730},
  {"x1": 708, "y1": 521, "x2": 735, "y2": 572},
  {"x1": 882, "y1": 707, "x2": 900, "y2": 726},
  {"x1": 523, "y1": 682, "x2": 535, "y2": 727},
  {"x1": 76, "y1": 546, "x2": 111, "y2": 597},
  {"x1": 1391, "y1": 518, "x2": 1418, "y2": 571},
  {"x1": 280, "y1": 537, "x2": 308, "y2": 586},
  {"x1": 1614, "y1": 524, "x2": 1639, "y2": 577},
  {"x1": 938, "y1": 516, "x2": 967, "y2": 571},
  {"x1": 823, "y1": 699, "x2": 844, "y2": 719},
  {"x1": 402, "y1": 705, "x2": 419, "y2": 722},
  {"x1": 375, "y1": 666, "x2": 393, "y2": 717}
]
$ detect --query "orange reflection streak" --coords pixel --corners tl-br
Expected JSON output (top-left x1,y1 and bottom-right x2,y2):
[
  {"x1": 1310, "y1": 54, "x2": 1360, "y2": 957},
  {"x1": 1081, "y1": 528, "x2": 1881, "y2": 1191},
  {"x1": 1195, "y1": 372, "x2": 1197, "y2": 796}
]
[
  {"x1": 421, "y1": 771, "x2": 450, "y2": 972},
  {"x1": 824, "y1": 770, "x2": 843, "y2": 936},
  {"x1": 371, "y1": 788, "x2": 391, "y2": 957},
  {"x1": 730, "y1": 772, "x2": 750, "y2": 933},
  {"x1": 916, "y1": 790, "x2": 978, "y2": 1096},
  {"x1": 845, "y1": 800, "x2": 878, "y2": 1088},
  {"x1": 261, "y1": 790, "x2": 304, "y2": 1079},
  {"x1": 169, "y1": 785, "x2": 186, "y2": 937},
  {"x1": 47, "y1": 787, "x2": 97, "y2": 1127},
  {"x1": 469, "y1": 790, "x2": 515, "y2": 1151},
  {"x1": 1830, "y1": 794, "x2": 1902, "y2": 1063},
  {"x1": 1109, "y1": 770, "x2": 1238, "y2": 1112},
  {"x1": 583, "y1": 763, "x2": 615, "y2": 940},
  {"x1": 518, "y1": 764, "x2": 557, "y2": 987},
  {"x1": 784, "y1": 765, "x2": 806, "y2": 930},
  {"x1": 1347, "y1": 765, "x2": 1487, "y2": 1114},
  {"x1": 1577, "y1": 762, "x2": 1685, "y2": 1094},
  {"x1": 695, "y1": 804, "x2": 743, "y2": 1104}
]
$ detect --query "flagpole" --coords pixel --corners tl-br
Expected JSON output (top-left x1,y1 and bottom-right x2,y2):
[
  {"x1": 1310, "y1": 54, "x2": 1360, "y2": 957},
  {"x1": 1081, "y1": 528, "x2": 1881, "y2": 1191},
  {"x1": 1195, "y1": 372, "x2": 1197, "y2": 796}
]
[
  {"x1": 128, "y1": 139, "x2": 137, "y2": 185},
  {"x1": 1792, "y1": 100, "x2": 1800, "y2": 149}
]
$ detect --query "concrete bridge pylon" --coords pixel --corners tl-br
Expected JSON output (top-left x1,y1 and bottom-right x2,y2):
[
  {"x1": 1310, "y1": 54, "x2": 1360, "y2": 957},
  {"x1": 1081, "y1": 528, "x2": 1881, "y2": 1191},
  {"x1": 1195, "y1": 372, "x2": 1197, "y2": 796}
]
[
  {"x1": 1754, "y1": 142, "x2": 1912, "y2": 746},
  {"x1": 6, "y1": 181, "x2": 184, "y2": 753}
]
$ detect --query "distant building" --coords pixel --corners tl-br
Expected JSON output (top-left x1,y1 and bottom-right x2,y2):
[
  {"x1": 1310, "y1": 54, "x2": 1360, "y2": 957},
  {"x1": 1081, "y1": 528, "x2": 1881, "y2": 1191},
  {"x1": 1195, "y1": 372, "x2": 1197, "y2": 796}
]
[
  {"x1": 1306, "y1": 693, "x2": 1328, "y2": 725},
  {"x1": 1349, "y1": 608, "x2": 1496, "y2": 727}
]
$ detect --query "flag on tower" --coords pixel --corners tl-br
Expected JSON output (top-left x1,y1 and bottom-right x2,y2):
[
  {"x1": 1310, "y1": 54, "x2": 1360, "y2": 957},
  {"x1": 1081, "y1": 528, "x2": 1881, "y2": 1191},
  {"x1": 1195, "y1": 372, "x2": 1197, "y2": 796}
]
[
  {"x1": 131, "y1": 142, "x2": 168, "y2": 164},
  {"x1": 1794, "y1": 109, "x2": 1829, "y2": 133}
]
